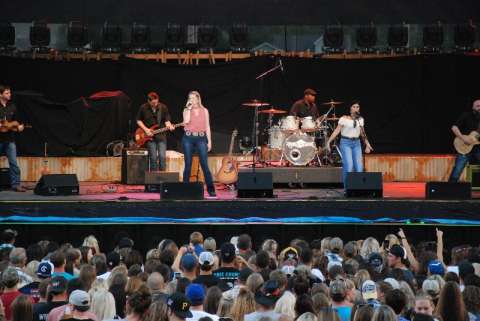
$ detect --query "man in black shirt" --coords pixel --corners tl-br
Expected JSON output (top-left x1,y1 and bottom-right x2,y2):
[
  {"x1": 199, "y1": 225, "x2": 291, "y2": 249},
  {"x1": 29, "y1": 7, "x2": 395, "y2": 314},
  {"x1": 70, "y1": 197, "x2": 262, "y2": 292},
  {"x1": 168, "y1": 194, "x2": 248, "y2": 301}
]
[
  {"x1": 136, "y1": 92, "x2": 175, "y2": 171},
  {"x1": 0, "y1": 85, "x2": 26, "y2": 192},
  {"x1": 289, "y1": 88, "x2": 320, "y2": 119},
  {"x1": 449, "y1": 99, "x2": 480, "y2": 182},
  {"x1": 33, "y1": 276, "x2": 68, "y2": 321},
  {"x1": 212, "y1": 243, "x2": 240, "y2": 290}
]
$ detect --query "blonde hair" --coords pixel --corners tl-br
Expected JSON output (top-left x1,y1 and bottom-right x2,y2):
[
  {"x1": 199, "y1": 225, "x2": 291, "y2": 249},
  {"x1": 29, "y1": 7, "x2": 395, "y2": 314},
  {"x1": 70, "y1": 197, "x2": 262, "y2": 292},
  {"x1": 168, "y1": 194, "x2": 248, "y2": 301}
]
[
  {"x1": 107, "y1": 265, "x2": 128, "y2": 288},
  {"x1": 399, "y1": 281, "x2": 415, "y2": 309},
  {"x1": 231, "y1": 288, "x2": 256, "y2": 321},
  {"x1": 217, "y1": 296, "x2": 234, "y2": 318},
  {"x1": 246, "y1": 273, "x2": 264, "y2": 293},
  {"x1": 83, "y1": 235, "x2": 100, "y2": 255},
  {"x1": 274, "y1": 290, "x2": 296, "y2": 318},
  {"x1": 321, "y1": 237, "x2": 332, "y2": 255},
  {"x1": 360, "y1": 237, "x2": 380, "y2": 259},
  {"x1": 312, "y1": 293, "x2": 330, "y2": 315},
  {"x1": 353, "y1": 270, "x2": 371, "y2": 290},
  {"x1": 188, "y1": 91, "x2": 206, "y2": 109},
  {"x1": 371, "y1": 305, "x2": 397, "y2": 321},
  {"x1": 297, "y1": 312, "x2": 317, "y2": 321},
  {"x1": 90, "y1": 284, "x2": 116, "y2": 320}
]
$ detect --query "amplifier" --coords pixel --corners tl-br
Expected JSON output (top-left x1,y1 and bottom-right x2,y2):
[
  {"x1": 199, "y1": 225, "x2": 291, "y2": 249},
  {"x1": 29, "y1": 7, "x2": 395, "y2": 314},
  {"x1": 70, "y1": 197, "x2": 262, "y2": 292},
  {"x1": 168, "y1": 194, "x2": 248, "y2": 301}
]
[
  {"x1": 121, "y1": 148, "x2": 149, "y2": 185},
  {"x1": 145, "y1": 171, "x2": 180, "y2": 192},
  {"x1": 0, "y1": 168, "x2": 11, "y2": 189}
]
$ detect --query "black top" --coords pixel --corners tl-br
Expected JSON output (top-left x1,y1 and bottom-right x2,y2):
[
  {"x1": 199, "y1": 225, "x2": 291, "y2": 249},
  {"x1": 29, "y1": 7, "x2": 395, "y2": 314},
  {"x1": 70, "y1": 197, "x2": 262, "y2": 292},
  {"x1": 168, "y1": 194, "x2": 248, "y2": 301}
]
[
  {"x1": 193, "y1": 274, "x2": 222, "y2": 288},
  {"x1": 212, "y1": 267, "x2": 240, "y2": 290},
  {"x1": 289, "y1": 99, "x2": 320, "y2": 118},
  {"x1": 454, "y1": 111, "x2": 480, "y2": 134},
  {"x1": 0, "y1": 101, "x2": 17, "y2": 142},
  {"x1": 136, "y1": 102, "x2": 171, "y2": 140},
  {"x1": 33, "y1": 301, "x2": 67, "y2": 321}
]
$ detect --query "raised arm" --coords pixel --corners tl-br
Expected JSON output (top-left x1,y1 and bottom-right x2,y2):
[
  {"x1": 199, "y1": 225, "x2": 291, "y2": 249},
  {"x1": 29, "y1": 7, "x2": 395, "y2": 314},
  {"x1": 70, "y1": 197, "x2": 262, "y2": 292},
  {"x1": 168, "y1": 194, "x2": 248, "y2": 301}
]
[
  {"x1": 436, "y1": 228, "x2": 445, "y2": 266},
  {"x1": 398, "y1": 228, "x2": 420, "y2": 273}
]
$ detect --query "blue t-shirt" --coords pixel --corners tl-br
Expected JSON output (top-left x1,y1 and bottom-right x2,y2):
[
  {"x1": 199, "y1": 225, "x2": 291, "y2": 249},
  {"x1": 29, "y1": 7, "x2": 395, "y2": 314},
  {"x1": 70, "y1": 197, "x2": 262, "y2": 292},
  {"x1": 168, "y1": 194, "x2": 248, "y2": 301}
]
[
  {"x1": 333, "y1": 306, "x2": 352, "y2": 321},
  {"x1": 51, "y1": 272, "x2": 75, "y2": 280}
]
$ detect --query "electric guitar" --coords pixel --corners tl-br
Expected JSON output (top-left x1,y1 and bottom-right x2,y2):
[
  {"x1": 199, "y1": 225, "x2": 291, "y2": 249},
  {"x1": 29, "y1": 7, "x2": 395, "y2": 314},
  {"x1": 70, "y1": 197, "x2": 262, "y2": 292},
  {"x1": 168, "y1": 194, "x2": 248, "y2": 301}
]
[
  {"x1": 453, "y1": 130, "x2": 480, "y2": 155},
  {"x1": 216, "y1": 129, "x2": 239, "y2": 185},
  {"x1": 135, "y1": 122, "x2": 184, "y2": 147}
]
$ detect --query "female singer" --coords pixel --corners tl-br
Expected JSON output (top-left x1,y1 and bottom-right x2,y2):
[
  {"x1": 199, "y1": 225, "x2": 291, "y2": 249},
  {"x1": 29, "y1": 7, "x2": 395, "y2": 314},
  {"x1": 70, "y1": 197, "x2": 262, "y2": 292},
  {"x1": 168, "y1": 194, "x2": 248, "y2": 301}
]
[
  {"x1": 182, "y1": 91, "x2": 216, "y2": 197},
  {"x1": 326, "y1": 101, "x2": 373, "y2": 191}
]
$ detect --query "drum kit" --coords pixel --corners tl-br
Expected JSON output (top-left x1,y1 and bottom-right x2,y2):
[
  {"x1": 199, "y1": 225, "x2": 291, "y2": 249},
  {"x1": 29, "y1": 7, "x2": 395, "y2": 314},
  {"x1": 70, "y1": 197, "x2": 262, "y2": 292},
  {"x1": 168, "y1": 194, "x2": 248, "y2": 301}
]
[{"x1": 242, "y1": 99, "x2": 343, "y2": 167}]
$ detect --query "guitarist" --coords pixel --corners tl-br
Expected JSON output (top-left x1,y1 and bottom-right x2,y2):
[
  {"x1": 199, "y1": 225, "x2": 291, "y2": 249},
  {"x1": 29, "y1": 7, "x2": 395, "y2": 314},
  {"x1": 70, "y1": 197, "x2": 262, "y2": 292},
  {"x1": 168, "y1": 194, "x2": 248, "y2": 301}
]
[
  {"x1": 0, "y1": 85, "x2": 26, "y2": 192},
  {"x1": 136, "y1": 92, "x2": 175, "y2": 171},
  {"x1": 449, "y1": 99, "x2": 480, "y2": 182}
]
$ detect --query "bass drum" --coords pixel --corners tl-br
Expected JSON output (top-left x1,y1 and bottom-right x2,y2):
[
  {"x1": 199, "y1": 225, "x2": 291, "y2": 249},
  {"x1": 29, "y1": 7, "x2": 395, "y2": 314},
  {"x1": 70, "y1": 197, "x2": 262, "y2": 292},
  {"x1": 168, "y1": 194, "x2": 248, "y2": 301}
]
[
  {"x1": 268, "y1": 125, "x2": 285, "y2": 149},
  {"x1": 283, "y1": 132, "x2": 317, "y2": 166}
]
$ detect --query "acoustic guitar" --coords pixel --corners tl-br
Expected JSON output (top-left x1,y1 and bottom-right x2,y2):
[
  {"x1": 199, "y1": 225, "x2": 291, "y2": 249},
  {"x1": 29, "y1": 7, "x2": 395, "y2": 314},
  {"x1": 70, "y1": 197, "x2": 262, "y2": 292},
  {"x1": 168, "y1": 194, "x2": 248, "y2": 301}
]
[
  {"x1": 0, "y1": 120, "x2": 31, "y2": 133},
  {"x1": 135, "y1": 122, "x2": 184, "y2": 147},
  {"x1": 216, "y1": 129, "x2": 239, "y2": 185},
  {"x1": 453, "y1": 130, "x2": 480, "y2": 155}
]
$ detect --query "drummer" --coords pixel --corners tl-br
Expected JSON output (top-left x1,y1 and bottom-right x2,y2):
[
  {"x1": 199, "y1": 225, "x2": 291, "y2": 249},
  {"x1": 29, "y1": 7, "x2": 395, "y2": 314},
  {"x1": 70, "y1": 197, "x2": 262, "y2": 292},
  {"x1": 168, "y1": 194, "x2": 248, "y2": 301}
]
[{"x1": 289, "y1": 88, "x2": 320, "y2": 119}]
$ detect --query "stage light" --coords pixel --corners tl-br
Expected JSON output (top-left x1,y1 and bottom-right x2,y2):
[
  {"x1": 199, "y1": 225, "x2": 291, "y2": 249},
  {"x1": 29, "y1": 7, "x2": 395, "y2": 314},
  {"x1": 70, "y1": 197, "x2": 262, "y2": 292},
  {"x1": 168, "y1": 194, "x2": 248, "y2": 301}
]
[
  {"x1": 423, "y1": 23, "x2": 444, "y2": 52},
  {"x1": 388, "y1": 25, "x2": 409, "y2": 50},
  {"x1": 102, "y1": 22, "x2": 122, "y2": 52},
  {"x1": 323, "y1": 26, "x2": 343, "y2": 52},
  {"x1": 229, "y1": 24, "x2": 249, "y2": 52},
  {"x1": 198, "y1": 24, "x2": 218, "y2": 50},
  {"x1": 0, "y1": 22, "x2": 15, "y2": 49},
  {"x1": 131, "y1": 23, "x2": 151, "y2": 52},
  {"x1": 30, "y1": 21, "x2": 50, "y2": 50},
  {"x1": 165, "y1": 24, "x2": 186, "y2": 51},
  {"x1": 454, "y1": 23, "x2": 476, "y2": 51},
  {"x1": 67, "y1": 21, "x2": 88, "y2": 50},
  {"x1": 356, "y1": 24, "x2": 377, "y2": 52}
]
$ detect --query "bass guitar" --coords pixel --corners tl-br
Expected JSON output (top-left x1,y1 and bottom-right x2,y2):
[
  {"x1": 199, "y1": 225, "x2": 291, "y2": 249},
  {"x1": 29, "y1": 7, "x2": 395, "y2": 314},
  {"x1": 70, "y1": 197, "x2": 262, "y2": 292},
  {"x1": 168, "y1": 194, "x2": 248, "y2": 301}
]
[
  {"x1": 135, "y1": 123, "x2": 184, "y2": 147},
  {"x1": 453, "y1": 131, "x2": 480, "y2": 155},
  {"x1": 216, "y1": 129, "x2": 239, "y2": 185}
]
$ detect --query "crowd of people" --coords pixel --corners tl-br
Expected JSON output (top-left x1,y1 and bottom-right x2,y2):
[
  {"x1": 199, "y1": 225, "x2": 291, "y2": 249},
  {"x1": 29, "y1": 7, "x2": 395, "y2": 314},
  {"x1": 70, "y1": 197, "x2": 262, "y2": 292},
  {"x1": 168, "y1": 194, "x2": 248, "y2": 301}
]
[{"x1": 0, "y1": 227, "x2": 479, "y2": 321}]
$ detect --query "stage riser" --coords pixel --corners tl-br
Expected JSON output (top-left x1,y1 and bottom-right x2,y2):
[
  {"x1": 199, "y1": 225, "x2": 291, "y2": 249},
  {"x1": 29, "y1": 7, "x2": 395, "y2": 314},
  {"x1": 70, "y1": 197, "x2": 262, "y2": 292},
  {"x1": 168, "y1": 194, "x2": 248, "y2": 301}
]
[{"x1": 240, "y1": 167, "x2": 342, "y2": 184}]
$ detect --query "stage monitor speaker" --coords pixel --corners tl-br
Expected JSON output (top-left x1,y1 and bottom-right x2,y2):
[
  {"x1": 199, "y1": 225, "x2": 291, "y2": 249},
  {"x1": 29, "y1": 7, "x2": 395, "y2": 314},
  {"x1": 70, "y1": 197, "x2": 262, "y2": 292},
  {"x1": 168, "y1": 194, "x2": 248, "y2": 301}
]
[
  {"x1": 467, "y1": 165, "x2": 480, "y2": 191},
  {"x1": 121, "y1": 148, "x2": 148, "y2": 185},
  {"x1": 0, "y1": 168, "x2": 10, "y2": 189},
  {"x1": 34, "y1": 174, "x2": 79, "y2": 196},
  {"x1": 160, "y1": 182, "x2": 204, "y2": 200},
  {"x1": 426, "y1": 181, "x2": 471, "y2": 199},
  {"x1": 345, "y1": 172, "x2": 383, "y2": 198},
  {"x1": 237, "y1": 172, "x2": 274, "y2": 198},
  {"x1": 145, "y1": 171, "x2": 179, "y2": 192}
]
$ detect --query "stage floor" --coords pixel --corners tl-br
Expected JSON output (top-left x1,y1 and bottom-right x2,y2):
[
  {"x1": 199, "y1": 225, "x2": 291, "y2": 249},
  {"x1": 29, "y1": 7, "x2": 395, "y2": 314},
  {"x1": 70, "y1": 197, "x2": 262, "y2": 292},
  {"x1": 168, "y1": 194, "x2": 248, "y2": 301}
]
[{"x1": 0, "y1": 182, "x2": 479, "y2": 225}]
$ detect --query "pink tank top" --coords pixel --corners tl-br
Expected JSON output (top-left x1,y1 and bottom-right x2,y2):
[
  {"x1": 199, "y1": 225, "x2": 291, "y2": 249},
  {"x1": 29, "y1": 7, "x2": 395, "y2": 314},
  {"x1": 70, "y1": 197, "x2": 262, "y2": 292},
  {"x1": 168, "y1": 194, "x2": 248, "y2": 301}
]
[{"x1": 185, "y1": 107, "x2": 207, "y2": 132}]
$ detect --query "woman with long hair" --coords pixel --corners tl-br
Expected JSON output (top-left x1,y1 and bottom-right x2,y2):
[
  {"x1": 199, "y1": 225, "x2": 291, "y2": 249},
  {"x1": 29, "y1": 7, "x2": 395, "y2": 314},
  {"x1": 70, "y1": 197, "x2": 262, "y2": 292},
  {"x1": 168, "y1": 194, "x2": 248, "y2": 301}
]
[
  {"x1": 124, "y1": 285, "x2": 152, "y2": 321},
  {"x1": 78, "y1": 264, "x2": 96, "y2": 292},
  {"x1": 435, "y1": 281, "x2": 469, "y2": 321},
  {"x1": 11, "y1": 294, "x2": 32, "y2": 321},
  {"x1": 230, "y1": 288, "x2": 255, "y2": 321},
  {"x1": 352, "y1": 304, "x2": 374, "y2": 321},
  {"x1": 371, "y1": 305, "x2": 397, "y2": 321},
  {"x1": 182, "y1": 91, "x2": 216, "y2": 197}
]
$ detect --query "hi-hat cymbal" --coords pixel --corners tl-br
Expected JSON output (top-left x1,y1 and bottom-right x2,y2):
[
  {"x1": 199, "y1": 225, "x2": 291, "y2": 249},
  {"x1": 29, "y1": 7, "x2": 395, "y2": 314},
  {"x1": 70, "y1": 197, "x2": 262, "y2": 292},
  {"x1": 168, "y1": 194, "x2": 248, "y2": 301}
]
[
  {"x1": 258, "y1": 108, "x2": 287, "y2": 114},
  {"x1": 322, "y1": 100, "x2": 343, "y2": 106},
  {"x1": 242, "y1": 99, "x2": 270, "y2": 107}
]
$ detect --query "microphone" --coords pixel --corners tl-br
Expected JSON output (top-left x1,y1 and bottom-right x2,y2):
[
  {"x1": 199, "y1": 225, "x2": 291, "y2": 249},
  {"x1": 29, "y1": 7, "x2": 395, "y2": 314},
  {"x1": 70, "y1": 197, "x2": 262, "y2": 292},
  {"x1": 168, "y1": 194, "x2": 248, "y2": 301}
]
[
  {"x1": 279, "y1": 58, "x2": 284, "y2": 72},
  {"x1": 186, "y1": 101, "x2": 192, "y2": 109}
]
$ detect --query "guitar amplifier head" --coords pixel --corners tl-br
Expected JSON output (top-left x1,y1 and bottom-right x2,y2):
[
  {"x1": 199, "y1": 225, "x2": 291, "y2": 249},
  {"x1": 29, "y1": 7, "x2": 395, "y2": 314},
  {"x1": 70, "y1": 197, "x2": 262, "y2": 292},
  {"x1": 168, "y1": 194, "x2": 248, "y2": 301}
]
[{"x1": 125, "y1": 149, "x2": 148, "y2": 156}]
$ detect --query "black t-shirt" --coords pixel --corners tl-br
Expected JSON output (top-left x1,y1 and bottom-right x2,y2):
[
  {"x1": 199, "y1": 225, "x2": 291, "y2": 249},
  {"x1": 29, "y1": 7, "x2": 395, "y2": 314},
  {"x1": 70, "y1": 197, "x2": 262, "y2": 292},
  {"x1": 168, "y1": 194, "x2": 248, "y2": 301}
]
[
  {"x1": 289, "y1": 99, "x2": 320, "y2": 119},
  {"x1": 0, "y1": 101, "x2": 17, "y2": 142},
  {"x1": 136, "y1": 102, "x2": 171, "y2": 140},
  {"x1": 454, "y1": 111, "x2": 480, "y2": 134},
  {"x1": 62, "y1": 318, "x2": 95, "y2": 321},
  {"x1": 33, "y1": 301, "x2": 68, "y2": 321},
  {"x1": 212, "y1": 267, "x2": 240, "y2": 290},
  {"x1": 193, "y1": 274, "x2": 222, "y2": 288}
]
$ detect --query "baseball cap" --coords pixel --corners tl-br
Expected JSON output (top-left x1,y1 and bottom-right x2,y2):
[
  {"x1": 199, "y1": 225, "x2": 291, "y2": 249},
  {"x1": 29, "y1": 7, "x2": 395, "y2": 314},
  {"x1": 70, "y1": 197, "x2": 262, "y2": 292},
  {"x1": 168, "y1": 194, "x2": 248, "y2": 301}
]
[
  {"x1": 180, "y1": 253, "x2": 197, "y2": 270},
  {"x1": 199, "y1": 251, "x2": 214, "y2": 266},
  {"x1": 2, "y1": 267, "x2": 19, "y2": 286},
  {"x1": 330, "y1": 279, "x2": 346, "y2": 296},
  {"x1": 167, "y1": 292, "x2": 193, "y2": 318},
  {"x1": 281, "y1": 247, "x2": 298, "y2": 261},
  {"x1": 361, "y1": 280, "x2": 378, "y2": 300},
  {"x1": 368, "y1": 252, "x2": 384, "y2": 273},
  {"x1": 36, "y1": 261, "x2": 54, "y2": 279},
  {"x1": 304, "y1": 88, "x2": 317, "y2": 96},
  {"x1": 428, "y1": 260, "x2": 445, "y2": 276},
  {"x1": 220, "y1": 243, "x2": 236, "y2": 261},
  {"x1": 255, "y1": 280, "x2": 282, "y2": 307},
  {"x1": 49, "y1": 276, "x2": 68, "y2": 294},
  {"x1": 281, "y1": 265, "x2": 295, "y2": 277},
  {"x1": 389, "y1": 245, "x2": 407, "y2": 259},
  {"x1": 118, "y1": 237, "x2": 134, "y2": 249},
  {"x1": 422, "y1": 279, "x2": 440, "y2": 297},
  {"x1": 69, "y1": 289, "x2": 90, "y2": 307},
  {"x1": 186, "y1": 283, "x2": 206, "y2": 306},
  {"x1": 203, "y1": 237, "x2": 216, "y2": 252},
  {"x1": 384, "y1": 277, "x2": 400, "y2": 289},
  {"x1": 106, "y1": 251, "x2": 121, "y2": 269}
]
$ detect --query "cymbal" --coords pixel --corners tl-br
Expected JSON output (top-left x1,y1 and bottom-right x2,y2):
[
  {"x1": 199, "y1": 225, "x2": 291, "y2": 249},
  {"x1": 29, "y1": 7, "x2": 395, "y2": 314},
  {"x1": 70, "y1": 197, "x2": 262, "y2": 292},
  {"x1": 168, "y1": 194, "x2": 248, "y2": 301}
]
[
  {"x1": 258, "y1": 108, "x2": 287, "y2": 114},
  {"x1": 242, "y1": 99, "x2": 270, "y2": 107},
  {"x1": 322, "y1": 100, "x2": 343, "y2": 106}
]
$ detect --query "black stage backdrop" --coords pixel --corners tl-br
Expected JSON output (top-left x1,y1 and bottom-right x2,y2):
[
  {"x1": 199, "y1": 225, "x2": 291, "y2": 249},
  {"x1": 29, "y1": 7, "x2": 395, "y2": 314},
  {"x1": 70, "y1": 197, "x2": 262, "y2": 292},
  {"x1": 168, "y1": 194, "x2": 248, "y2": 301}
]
[{"x1": 1, "y1": 55, "x2": 480, "y2": 156}]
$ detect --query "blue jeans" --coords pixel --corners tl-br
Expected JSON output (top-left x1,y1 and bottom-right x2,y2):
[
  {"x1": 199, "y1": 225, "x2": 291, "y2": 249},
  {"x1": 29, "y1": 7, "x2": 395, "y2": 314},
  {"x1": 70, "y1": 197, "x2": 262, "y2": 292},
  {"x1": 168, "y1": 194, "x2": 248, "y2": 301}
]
[
  {"x1": 449, "y1": 145, "x2": 480, "y2": 182},
  {"x1": 0, "y1": 142, "x2": 21, "y2": 187},
  {"x1": 339, "y1": 138, "x2": 363, "y2": 188},
  {"x1": 182, "y1": 135, "x2": 215, "y2": 192},
  {"x1": 146, "y1": 139, "x2": 167, "y2": 171}
]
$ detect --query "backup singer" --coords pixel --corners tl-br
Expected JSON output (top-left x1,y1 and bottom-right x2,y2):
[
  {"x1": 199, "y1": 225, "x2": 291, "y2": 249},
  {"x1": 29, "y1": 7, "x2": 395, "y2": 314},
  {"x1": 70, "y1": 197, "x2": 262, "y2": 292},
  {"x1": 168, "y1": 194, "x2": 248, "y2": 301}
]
[
  {"x1": 326, "y1": 101, "x2": 373, "y2": 190},
  {"x1": 0, "y1": 85, "x2": 26, "y2": 192},
  {"x1": 289, "y1": 88, "x2": 320, "y2": 119},
  {"x1": 448, "y1": 99, "x2": 480, "y2": 182},
  {"x1": 136, "y1": 92, "x2": 174, "y2": 171},
  {"x1": 182, "y1": 91, "x2": 216, "y2": 197}
]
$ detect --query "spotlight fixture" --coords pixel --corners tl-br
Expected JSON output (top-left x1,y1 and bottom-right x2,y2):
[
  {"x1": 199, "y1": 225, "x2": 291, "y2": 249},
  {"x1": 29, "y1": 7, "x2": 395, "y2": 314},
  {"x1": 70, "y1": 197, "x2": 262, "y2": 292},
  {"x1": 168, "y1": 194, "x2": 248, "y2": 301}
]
[
  {"x1": 197, "y1": 25, "x2": 218, "y2": 51},
  {"x1": 230, "y1": 24, "x2": 249, "y2": 52},
  {"x1": 131, "y1": 23, "x2": 151, "y2": 53},
  {"x1": 323, "y1": 26, "x2": 343, "y2": 53},
  {"x1": 388, "y1": 25, "x2": 409, "y2": 51},
  {"x1": 0, "y1": 22, "x2": 15, "y2": 49},
  {"x1": 454, "y1": 22, "x2": 476, "y2": 52},
  {"x1": 67, "y1": 21, "x2": 89, "y2": 51},
  {"x1": 356, "y1": 24, "x2": 377, "y2": 52},
  {"x1": 423, "y1": 23, "x2": 444, "y2": 53},
  {"x1": 30, "y1": 21, "x2": 50, "y2": 50},
  {"x1": 102, "y1": 22, "x2": 122, "y2": 52},
  {"x1": 165, "y1": 24, "x2": 186, "y2": 52}
]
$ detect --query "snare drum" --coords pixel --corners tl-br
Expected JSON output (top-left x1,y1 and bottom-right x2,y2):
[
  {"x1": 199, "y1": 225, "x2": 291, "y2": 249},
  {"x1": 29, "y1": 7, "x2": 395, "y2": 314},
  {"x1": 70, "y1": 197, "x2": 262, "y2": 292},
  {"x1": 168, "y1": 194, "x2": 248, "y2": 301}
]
[
  {"x1": 301, "y1": 116, "x2": 316, "y2": 132},
  {"x1": 280, "y1": 116, "x2": 299, "y2": 132},
  {"x1": 268, "y1": 125, "x2": 285, "y2": 149}
]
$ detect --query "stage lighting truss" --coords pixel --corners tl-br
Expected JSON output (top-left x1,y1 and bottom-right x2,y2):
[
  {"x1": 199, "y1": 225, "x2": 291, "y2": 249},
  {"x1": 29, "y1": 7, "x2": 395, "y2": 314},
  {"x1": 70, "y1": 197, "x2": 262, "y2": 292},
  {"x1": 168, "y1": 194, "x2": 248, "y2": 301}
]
[
  {"x1": 197, "y1": 24, "x2": 218, "y2": 51},
  {"x1": 0, "y1": 22, "x2": 15, "y2": 51},
  {"x1": 356, "y1": 24, "x2": 377, "y2": 53},
  {"x1": 165, "y1": 24, "x2": 186, "y2": 52},
  {"x1": 388, "y1": 25, "x2": 409, "y2": 53},
  {"x1": 102, "y1": 22, "x2": 122, "y2": 53},
  {"x1": 67, "y1": 21, "x2": 89, "y2": 52},
  {"x1": 423, "y1": 23, "x2": 444, "y2": 53},
  {"x1": 230, "y1": 24, "x2": 249, "y2": 52},
  {"x1": 131, "y1": 23, "x2": 151, "y2": 53},
  {"x1": 30, "y1": 21, "x2": 50, "y2": 52},
  {"x1": 323, "y1": 26, "x2": 344, "y2": 53},
  {"x1": 454, "y1": 23, "x2": 476, "y2": 52}
]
